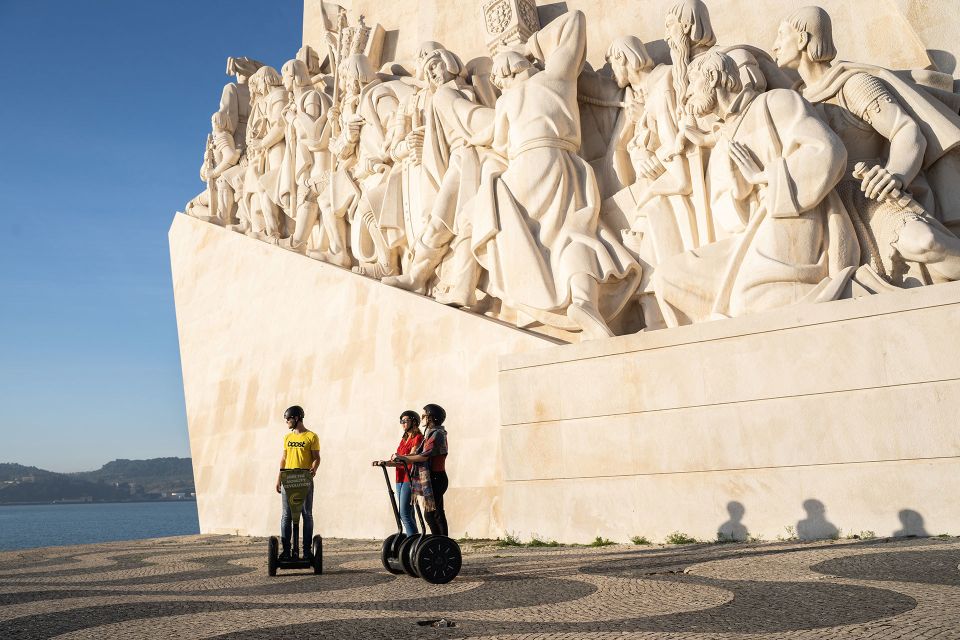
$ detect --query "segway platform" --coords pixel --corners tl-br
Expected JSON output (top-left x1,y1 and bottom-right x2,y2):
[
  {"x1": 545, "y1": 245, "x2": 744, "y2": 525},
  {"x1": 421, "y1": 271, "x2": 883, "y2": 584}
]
[
  {"x1": 375, "y1": 461, "x2": 461, "y2": 584},
  {"x1": 268, "y1": 468, "x2": 323, "y2": 576}
]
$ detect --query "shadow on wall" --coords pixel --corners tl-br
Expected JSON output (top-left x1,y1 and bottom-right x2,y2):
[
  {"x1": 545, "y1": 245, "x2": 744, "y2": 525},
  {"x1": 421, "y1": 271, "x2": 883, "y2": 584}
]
[
  {"x1": 537, "y1": 3, "x2": 569, "y2": 27},
  {"x1": 893, "y1": 509, "x2": 930, "y2": 537},
  {"x1": 928, "y1": 49, "x2": 957, "y2": 75},
  {"x1": 797, "y1": 499, "x2": 840, "y2": 540},
  {"x1": 715, "y1": 498, "x2": 934, "y2": 542},
  {"x1": 717, "y1": 500, "x2": 750, "y2": 542}
]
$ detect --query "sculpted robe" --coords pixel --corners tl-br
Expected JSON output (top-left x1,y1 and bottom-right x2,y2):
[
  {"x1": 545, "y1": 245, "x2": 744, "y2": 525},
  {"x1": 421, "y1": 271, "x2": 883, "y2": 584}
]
[
  {"x1": 655, "y1": 89, "x2": 854, "y2": 324},
  {"x1": 802, "y1": 62, "x2": 960, "y2": 285},
  {"x1": 467, "y1": 11, "x2": 641, "y2": 330}
]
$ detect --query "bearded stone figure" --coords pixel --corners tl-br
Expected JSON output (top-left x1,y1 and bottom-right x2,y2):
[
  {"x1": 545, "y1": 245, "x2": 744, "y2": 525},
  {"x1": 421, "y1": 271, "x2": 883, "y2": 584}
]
[
  {"x1": 653, "y1": 50, "x2": 856, "y2": 325},
  {"x1": 182, "y1": 3, "x2": 960, "y2": 342}
]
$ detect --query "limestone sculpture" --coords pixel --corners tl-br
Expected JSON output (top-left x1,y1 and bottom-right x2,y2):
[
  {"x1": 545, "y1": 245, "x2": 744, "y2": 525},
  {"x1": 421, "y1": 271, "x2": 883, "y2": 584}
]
[
  {"x1": 653, "y1": 50, "x2": 854, "y2": 325},
  {"x1": 774, "y1": 6, "x2": 960, "y2": 289},
  {"x1": 182, "y1": 3, "x2": 960, "y2": 342}
]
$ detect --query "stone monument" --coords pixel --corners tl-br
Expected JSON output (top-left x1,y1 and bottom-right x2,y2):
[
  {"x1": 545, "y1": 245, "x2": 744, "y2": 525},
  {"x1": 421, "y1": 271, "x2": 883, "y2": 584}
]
[{"x1": 171, "y1": 1, "x2": 960, "y2": 542}]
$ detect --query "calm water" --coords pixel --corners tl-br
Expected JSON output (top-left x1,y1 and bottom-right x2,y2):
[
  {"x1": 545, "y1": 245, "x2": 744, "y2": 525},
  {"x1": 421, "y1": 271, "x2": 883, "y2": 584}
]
[{"x1": 0, "y1": 501, "x2": 200, "y2": 551}]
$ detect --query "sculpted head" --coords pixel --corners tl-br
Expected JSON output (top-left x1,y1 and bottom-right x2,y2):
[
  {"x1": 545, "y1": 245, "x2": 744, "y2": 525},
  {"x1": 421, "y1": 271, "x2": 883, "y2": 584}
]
[
  {"x1": 339, "y1": 54, "x2": 377, "y2": 97},
  {"x1": 226, "y1": 56, "x2": 265, "y2": 82},
  {"x1": 423, "y1": 49, "x2": 463, "y2": 88},
  {"x1": 491, "y1": 51, "x2": 537, "y2": 91},
  {"x1": 249, "y1": 66, "x2": 283, "y2": 97},
  {"x1": 685, "y1": 50, "x2": 742, "y2": 117},
  {"x1": 774, "y1": 6, "x2": 837, "y2": 70},
  {"x1": 665, "y1": 0, "x2": 716, "y2": 55},
  {"x1": 281, "y1": 59, "x2": 313, "y2": 92},
  {"x1": 415, "y1": 41, "x2": 446, "y2": 80},
  {"x1": 606, "y1": 36, "x2": 654, "y2": 89},
  {"x1": 211, "y1": 111, "x2": 231, "y2": 133}
]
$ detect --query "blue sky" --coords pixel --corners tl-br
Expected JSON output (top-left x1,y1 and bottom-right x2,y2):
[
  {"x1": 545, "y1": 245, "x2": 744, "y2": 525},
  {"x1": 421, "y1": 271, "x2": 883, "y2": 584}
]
[{"x1": 0, "y1": 1, "x2": 303, "y2": 472}]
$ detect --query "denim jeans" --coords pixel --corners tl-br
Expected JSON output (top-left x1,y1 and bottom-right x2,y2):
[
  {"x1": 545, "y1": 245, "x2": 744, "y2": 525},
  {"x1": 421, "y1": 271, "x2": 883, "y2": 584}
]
[
  {"x1": 396, "y1": 481, "x2": 418, "y2": 536},
  {"x1": 280, "y1": 481, "x2": 314, "y2": 555}
]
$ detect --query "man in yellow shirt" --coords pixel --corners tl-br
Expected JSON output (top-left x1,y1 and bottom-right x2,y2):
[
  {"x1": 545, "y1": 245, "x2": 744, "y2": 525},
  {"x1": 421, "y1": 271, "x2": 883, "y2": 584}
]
[{"x1": 276, "y1": 405, "x2": 320, "y2": 561}]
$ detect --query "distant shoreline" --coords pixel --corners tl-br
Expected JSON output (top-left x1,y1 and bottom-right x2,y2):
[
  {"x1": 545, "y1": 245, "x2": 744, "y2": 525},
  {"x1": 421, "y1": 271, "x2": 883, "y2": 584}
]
[{"x1": 0, "y1": 498, "x2": 197, "y2": 507}]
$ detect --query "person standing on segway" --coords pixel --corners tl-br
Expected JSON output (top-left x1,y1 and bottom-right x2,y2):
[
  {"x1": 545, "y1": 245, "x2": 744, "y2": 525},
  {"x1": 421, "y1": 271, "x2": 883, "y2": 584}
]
[
  {"x1": 372, "y1": 410, "x2": 424, "y2": 536},
  {"x1": 395, "y1": 404, "x2": 448, "y2": 536},
  {"x1": 276, "y1": 405, "x2": 320, "y2": 561}
]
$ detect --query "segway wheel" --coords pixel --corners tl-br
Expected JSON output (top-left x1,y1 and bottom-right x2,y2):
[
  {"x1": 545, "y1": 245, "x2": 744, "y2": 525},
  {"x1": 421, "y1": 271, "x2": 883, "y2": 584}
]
[
  {"x1": 398, "y1": 533, "x2": 423, "y2": 576},
  {"x1": 311, "y1": 535, "x2": 323, "y2": 575},
  {"x1": 380, "y1": 533, "x2": 405, "y2": 574},
  {"x1": 267, "y1": 536, "x2": 279, "y2": 577},
  {"x1": 414, "y1": 536, "x2": 462, "y2": 584}
]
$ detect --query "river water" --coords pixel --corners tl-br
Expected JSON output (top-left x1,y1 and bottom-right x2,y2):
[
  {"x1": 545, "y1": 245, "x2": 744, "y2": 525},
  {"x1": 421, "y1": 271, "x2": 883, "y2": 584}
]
[{"x1": 0, "y1": 501, "x2": 200, "y2": 551}]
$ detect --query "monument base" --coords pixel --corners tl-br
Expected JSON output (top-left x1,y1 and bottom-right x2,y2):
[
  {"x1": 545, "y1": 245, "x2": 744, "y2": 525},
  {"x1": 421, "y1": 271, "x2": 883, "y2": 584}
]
[
  {"x1": 172, "y1": 213, "x2": 960, "y2": 542},
  {"x1": 500, "y1": 280, "x2": 960, "y2": 542},
  {"x1": 169, "y1": 213, "x2": 553, "y2": 539}
]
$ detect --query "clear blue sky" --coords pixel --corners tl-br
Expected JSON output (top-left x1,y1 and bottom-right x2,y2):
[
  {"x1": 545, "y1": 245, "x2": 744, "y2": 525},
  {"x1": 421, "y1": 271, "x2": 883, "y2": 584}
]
[{"x1": 0, "y1": 1, "x2": 303, "y2": 472}]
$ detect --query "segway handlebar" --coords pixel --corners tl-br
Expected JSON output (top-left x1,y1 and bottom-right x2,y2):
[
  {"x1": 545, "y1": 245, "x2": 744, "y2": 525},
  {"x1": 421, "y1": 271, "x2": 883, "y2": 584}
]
[{"x1": 376, "y1": 461, "x2": 404, "y2": 531}]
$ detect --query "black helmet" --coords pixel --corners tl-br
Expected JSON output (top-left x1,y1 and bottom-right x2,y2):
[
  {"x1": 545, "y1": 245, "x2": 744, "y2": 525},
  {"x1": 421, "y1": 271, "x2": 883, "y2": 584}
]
[
  {"x1": 283, "y1": 405, "x2": 305, "y2": 422},
  {"x1": 423, "y1": 403, "x2": 446, "y2": 425},
  {"x1": 400, "y1": 410, "x2": 420, "y2": 427}
]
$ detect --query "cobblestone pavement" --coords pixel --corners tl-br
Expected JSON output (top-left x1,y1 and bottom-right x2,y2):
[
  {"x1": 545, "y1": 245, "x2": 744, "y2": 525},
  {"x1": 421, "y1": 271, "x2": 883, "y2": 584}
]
[{"x1": 2, "y1": 534, "x2": 959, "y2": 639}]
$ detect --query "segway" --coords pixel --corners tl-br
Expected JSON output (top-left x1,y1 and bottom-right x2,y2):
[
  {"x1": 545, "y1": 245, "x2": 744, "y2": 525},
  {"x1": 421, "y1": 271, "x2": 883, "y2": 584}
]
[
  {"x1": 268, "y1": 468, "x2": 323, "y2": 576},
  {"x1": 376, "y1": 461, "x2": 462, "y2": 584},
  {"x1": 376, "y1": 461, "x2": 407, "y2": 574}
]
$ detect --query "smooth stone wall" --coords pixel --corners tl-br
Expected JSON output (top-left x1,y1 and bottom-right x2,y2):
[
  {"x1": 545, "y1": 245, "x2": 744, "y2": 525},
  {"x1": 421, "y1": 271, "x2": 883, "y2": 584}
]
[
  {"x1": 169, "y1": 213, "x2": 554, "y2": 538},
  {"x1": 172, "y1": 213, "x2": 960, "y2": 542},
  {"x1": 499, "y1": 281, "x2": 960, "y2": 542},
  {"x1": 304, "y1": 0, "x2": 949, "y2": 77}
]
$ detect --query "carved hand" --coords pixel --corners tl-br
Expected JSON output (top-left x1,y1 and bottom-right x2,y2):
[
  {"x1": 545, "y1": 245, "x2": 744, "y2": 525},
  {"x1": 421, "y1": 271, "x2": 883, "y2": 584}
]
[
  {"x1": 859, "y1": 164, "x2": 903, "y2": 202},
  {"x1": 347, "y1": 117, "x2": 363, "y2": 143},
  {"x1": 625, "y1": 98, "x2": 645, "y2": 124},
  {"x1": 728, "y1": 141, "x2": 767, "y2": 186},
  {"x1": 405, "y1": 129, "x2": 425, "y2": 164},
  {"x1": 637, "y1": 153, "x2": 666, "y2": 181}
]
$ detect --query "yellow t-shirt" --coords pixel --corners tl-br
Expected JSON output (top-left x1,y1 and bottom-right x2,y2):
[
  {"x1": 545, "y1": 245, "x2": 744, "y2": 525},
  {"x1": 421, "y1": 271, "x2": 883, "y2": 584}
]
[{"x1": 283, "y1": 430, "x2": 319, "y2": 469}]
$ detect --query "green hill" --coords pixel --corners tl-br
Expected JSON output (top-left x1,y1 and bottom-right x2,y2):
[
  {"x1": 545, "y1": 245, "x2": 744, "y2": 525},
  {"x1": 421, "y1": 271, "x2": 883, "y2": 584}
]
[
  {"x1": 0, "y1": 458, "x2": 194, "y2": 504},
  {"x1": 74, "y1": 457, "x2": 195, "y2": 493}
]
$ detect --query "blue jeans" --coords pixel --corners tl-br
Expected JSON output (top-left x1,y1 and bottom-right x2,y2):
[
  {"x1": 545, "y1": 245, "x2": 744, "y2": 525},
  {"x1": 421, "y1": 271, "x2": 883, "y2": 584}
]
[
  {"x1": 396, "y1": 481, "x2": 418, "y2": 536},
  {"x1": 280, "y1": 482, "x2": 314, "y2": 555}
]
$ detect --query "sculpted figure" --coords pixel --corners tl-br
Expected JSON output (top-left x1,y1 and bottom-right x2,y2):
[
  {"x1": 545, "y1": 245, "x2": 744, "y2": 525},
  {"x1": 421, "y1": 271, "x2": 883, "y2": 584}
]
[
  {"x1": 185, "y1": 112, "x2": 241, "y2": 224},
  {"x1": 277, "y1": 60, "x2": 340, "y2": 260},
  {"x1": 379, "y1": 44, "x2": 453, "y2": 271},
  {"x1": 241, "y1": 66, "x2": 291, "y2": 240},
  {"x1": 329, "y1": 54, "x2": 406, "y2": 277},
  {"x1": 219, "y1": 56, "x2": 264, "y2": 152},
  {"x1": 383, "y1": 50, "x2": 495, "y2": 307},
  {"x1": 465, "y1": 11, "x2": 642, "y2": 339},
  {"x1": 775, "y1": 6, "x2": 960, "y2": 287},
  {"x1": 654, "y1": 51, "x2": 856, "y2": 326}
]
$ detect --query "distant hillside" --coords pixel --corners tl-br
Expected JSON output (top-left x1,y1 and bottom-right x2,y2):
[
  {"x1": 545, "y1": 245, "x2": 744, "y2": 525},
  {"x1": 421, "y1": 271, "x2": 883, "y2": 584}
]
[
  {"x1": 0, "y1": 458, "x2": 195, "y2": 504},
  {"x1": 74, "y1": 457, "x2": 195, "y2": 493}
]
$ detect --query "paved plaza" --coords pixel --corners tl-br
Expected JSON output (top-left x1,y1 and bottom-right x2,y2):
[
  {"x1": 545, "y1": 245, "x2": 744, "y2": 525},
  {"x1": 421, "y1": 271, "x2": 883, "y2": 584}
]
[{"x1": 1, "y1": 534, "x2": 959, "y2": 639}]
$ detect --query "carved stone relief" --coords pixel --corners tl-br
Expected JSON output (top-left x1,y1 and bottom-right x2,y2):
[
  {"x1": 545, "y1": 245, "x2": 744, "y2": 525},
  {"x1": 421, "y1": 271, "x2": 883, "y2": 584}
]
[
  {"x1": 183, "y1": 2, "x2": 960, "y2": 342},
  {"x1": 481, "y1": 0, "x2": 541, "y2": 54}
]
